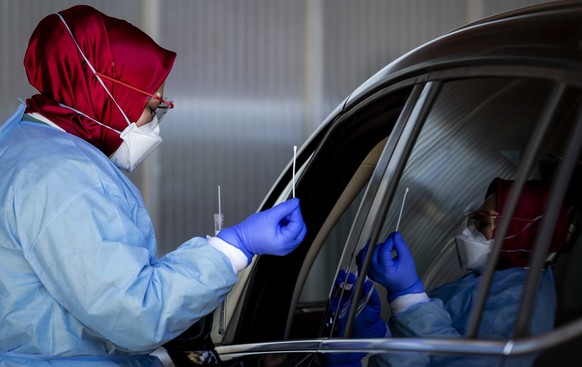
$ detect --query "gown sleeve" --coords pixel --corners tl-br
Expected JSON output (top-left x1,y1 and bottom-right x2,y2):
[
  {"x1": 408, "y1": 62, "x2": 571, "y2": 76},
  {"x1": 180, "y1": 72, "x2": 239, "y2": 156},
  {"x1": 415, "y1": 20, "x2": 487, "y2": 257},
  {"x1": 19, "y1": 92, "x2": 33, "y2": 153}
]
[
  {"x1": 19, "y1": 178, "x2": 238, "y2": 352},
  {"x1": 370, "y1": 269, "x2": 557, "y2": 367}
]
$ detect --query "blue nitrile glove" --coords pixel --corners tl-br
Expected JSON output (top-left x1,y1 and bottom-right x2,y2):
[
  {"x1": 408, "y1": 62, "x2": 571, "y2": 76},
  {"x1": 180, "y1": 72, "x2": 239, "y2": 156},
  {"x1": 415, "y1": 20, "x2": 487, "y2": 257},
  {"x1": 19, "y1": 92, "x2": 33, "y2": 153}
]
[
  {"x1": 325, "y1": 270, "x2": 365, "y2": 367},
  {"x1": 351, "y1": 279, "x2": 388, "y2": 339},
  {"x1": 330, "y1": 272, "x2": 387, "y2": 338},
  {"x1": 329, "y1": 269, "x2": 357, "y2": 336},
  {"x1": 352, "y1": 242, "x2": 388, "y2": 337},
  {"x1": 217, "y1": 198, "x2": 307, "y2": 265},
  {"x1": 369, "y1": 232, "x2": 424, "y2": 302}
]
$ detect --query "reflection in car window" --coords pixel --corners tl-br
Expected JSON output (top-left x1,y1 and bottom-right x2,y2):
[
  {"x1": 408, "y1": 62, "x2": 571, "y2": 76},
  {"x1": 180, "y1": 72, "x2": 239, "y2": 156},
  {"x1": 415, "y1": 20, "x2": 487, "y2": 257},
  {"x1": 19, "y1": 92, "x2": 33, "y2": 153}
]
[
  {"x1": 356, "y1": 77, "x2": 582, "y2": 366},
  {"x1": 383, "y1": 78, "x2": 554, "y2": 288}
]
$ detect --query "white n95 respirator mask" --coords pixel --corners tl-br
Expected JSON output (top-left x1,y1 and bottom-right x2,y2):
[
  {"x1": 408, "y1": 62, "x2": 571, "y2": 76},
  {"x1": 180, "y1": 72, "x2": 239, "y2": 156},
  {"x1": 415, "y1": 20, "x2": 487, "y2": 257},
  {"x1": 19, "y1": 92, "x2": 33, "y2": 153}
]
[
  {"x1": 455, "y1": 224, "x2": 494, "y2": 274},
  {"x1": 110, "y1": 117, "x2": 163, "y2": 173}
]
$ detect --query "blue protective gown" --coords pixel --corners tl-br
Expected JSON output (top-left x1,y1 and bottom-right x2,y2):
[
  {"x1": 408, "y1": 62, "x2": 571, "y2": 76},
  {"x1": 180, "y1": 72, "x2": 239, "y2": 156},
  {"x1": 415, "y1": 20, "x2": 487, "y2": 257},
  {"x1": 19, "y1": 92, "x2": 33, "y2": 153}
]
[
  {"x1": 0, "y1": 105, "x2": 238, "y2": 366},
  {"x1": 391, "y1": 267, "x2": 556, "y2": 339},
  {"x1": 370, "y1": 267, "x2": 556, "y2": 366}
]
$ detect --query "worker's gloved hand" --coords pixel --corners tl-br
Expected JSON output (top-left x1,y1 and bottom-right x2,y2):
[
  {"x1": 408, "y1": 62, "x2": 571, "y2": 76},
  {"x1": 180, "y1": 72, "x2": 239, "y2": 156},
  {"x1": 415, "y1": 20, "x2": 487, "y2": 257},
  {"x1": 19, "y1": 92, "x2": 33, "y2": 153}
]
[
  {"x1": 329, "y1": 270, "x2": 386, "y2": 338},
  {"x1": 217, "y1": 198, "x2": 307, "y2": 265},
  {"x1": 325, "y1": 270, "x2": 362, "y2": 367},
  {"x1": 351, "y1": 279, "x2": 388, "y2": 339},
  {"x1": 329, "y1": 269, "x2": 357, "y2": 336},
  {"x1": 325, "y1": 270, "x2": 386, "y2": 367},
  {"x1": 369, "y1": 232, "x2": 424, "y2": 302}
]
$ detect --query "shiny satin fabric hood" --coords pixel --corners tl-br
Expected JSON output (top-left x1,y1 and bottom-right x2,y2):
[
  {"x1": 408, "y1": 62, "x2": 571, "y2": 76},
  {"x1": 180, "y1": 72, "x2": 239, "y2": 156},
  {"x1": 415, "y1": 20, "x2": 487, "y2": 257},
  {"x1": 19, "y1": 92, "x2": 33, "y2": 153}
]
[{"x1": 23, "y1": 4, "x2": 176, "y2": 156}]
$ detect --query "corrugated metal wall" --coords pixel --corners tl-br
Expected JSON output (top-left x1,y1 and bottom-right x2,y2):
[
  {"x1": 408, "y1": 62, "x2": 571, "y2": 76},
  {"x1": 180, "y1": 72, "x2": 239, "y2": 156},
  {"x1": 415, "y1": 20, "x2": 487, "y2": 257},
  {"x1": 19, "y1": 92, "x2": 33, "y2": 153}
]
[{"x1": 0, "y1": 0, "x2": 551, "y2": 255}]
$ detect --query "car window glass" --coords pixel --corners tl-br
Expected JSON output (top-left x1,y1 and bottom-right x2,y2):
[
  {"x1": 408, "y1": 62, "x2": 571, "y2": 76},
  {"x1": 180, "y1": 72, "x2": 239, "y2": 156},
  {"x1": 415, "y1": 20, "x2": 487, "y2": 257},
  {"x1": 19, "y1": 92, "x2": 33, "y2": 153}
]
[
  {"x1": 361, "y1": 80, "x2": 582, "y2": 366},
  {"x1": 362, "y1": 76, "x2": 582, "y2": 349},
  {"x1": 533, "y1": 87, "x2": 582, "y2": 364},
  {"x1": 381, "y1": 77, "x2": 554, "y2": 289}
]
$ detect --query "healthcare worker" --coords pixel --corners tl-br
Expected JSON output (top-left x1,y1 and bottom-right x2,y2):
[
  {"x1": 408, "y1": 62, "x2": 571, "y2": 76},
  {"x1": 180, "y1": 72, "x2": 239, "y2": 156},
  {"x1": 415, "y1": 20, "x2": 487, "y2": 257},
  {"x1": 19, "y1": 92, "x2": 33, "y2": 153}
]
[
  {"x1": 336, "y1": 178, "x2": 572, "y2": 367},
  {"x1": 0, "y1": 5, "x2": 306, "y2": 367}
]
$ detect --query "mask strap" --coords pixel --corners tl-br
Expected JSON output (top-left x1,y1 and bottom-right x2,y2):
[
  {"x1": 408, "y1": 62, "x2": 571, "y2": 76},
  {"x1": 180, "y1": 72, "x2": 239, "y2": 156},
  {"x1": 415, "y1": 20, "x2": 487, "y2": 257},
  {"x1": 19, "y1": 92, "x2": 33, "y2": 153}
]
[
  {"x1": 58, "y1": 103, "x2": 123, "y2": 135},
  {"x1": 56, "y1": 13, "x2": 131, "y2": 127}
]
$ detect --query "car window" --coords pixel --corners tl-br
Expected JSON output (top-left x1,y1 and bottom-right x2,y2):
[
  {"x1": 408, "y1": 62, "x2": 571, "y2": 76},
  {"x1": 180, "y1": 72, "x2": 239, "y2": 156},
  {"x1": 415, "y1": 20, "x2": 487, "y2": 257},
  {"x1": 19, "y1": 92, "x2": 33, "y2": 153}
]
[
  {"x1": 355, "y1": 76, "x2": 582, "y2": 364},
  {"x1": 382, "y1": 77, "x2": 555, "y2": 289}
]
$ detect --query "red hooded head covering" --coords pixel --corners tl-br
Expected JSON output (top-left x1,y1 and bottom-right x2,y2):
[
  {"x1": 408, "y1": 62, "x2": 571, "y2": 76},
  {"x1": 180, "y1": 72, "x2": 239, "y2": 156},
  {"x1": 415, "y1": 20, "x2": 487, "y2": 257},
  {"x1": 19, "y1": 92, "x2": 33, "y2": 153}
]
[
  {"x1": 23, "y1": 5, "x2": 176, "y2": 156},
  {"x1": 486, "y1": 178, "x2": 572, "y2": 269}
]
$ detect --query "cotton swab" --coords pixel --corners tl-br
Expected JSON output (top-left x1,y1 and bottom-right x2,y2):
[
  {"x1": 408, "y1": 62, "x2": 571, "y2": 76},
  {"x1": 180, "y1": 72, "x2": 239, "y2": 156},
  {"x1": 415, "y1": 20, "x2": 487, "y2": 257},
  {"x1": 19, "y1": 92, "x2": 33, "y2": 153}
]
[
  {"x1": 395, "y1": 187, "x2": 410, "y2": 232},
  {"x1": 293, "y1": 145, "x2": 297, "y2": 198},
  {"x1": 356, "y1": 188, "x2": 408, "y2": 319},
  {"x1": 214, "y1": 185, "x2": 223, "y2": 236},
  {"x1": 215, "y1": 184, "x2": 226, "y2": 335}
]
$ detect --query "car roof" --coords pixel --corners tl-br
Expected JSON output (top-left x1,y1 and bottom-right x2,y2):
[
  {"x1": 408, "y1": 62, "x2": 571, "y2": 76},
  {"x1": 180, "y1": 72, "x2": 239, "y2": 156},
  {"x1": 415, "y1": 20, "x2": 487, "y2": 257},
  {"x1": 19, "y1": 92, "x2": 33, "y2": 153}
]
[{"x1": 345, "y1": 1, "x2": 582, "y2": 109}]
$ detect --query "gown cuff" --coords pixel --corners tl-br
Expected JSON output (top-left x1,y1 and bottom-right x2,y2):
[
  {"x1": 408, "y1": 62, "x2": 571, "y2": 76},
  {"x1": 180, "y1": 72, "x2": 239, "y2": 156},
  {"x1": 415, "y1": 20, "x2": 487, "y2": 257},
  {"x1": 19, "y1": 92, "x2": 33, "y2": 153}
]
[
  {"x1": 207, "y1": 236, "x2": 249, "y2": 274},
  {"x1": 390, "y1": 292, "x2": 430, "y2": 314}
]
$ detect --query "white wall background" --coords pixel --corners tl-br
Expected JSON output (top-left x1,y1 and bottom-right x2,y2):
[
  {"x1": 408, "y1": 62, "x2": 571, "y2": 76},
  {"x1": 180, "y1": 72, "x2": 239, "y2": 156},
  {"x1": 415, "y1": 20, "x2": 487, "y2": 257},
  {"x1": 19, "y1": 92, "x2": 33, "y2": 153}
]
[{"x1": 0, "y1": 0, "x2": 552, "y2": 255}]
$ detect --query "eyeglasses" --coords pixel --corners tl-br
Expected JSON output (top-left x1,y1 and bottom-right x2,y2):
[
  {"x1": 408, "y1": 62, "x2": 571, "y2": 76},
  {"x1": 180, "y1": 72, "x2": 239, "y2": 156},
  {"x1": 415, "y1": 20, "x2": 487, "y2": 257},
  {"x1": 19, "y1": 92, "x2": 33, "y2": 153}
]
[
  {"x1": 147, "y1": 98, "x2": 174, "y2": 123},
  {"x1": 96, "y1": 72, "x2": 174, "y2": 121},
  {"x1": 466, "y1": 211, "x2": 543, "y2": 239},
  {"x1": 466, "y1": 210, "x2": 499, "y2": 224}
]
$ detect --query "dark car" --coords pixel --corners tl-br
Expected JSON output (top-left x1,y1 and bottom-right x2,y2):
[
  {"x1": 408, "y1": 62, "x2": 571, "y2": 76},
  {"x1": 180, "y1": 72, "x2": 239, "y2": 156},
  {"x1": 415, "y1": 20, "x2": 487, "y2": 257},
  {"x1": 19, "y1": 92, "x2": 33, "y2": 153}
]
[{"x1": 163, "y1": 2, "x2": 582, "y2": 366}]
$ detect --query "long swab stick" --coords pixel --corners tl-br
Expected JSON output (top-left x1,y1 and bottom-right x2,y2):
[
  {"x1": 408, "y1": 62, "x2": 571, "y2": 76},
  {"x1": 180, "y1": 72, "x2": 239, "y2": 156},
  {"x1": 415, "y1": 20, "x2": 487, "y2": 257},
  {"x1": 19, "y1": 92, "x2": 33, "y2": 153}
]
[
  {"x1": 395, "y1": 187, "x2": 409, "y2": 232},
  {"x1": 214, "y1": 185, "x2": 223, "y2": 235},
  {"x1": 293, "y1": 145, "x2": 297, "y2": 198}
]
